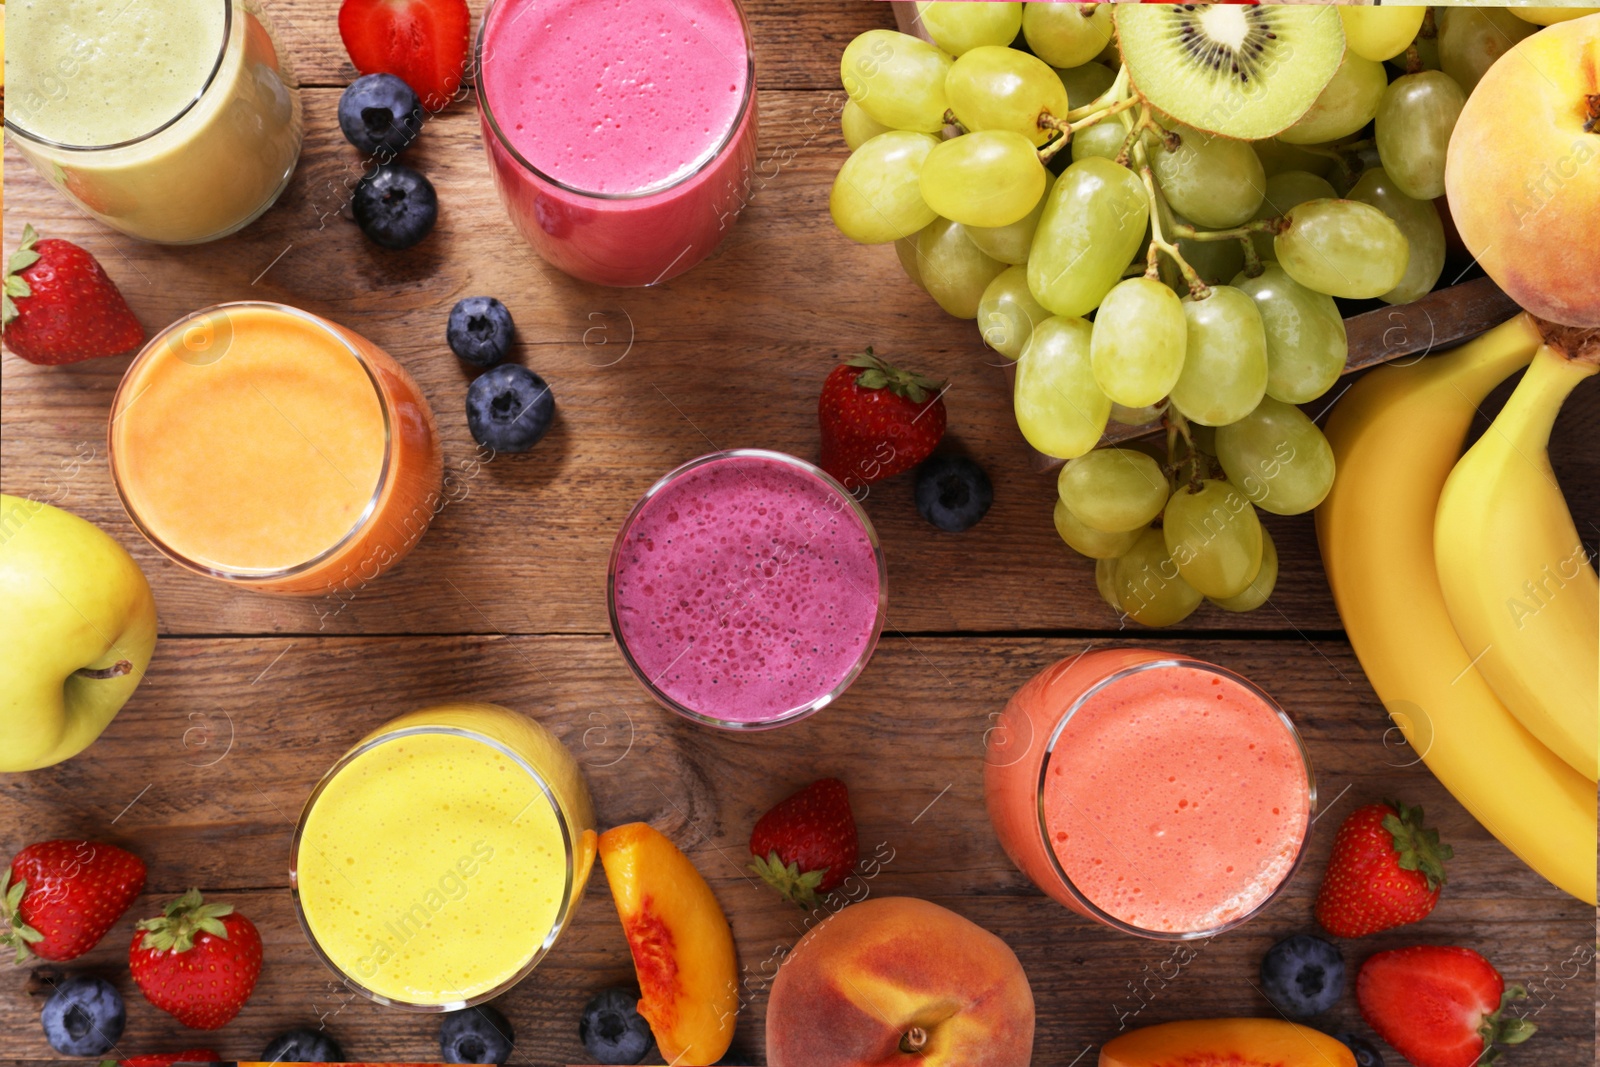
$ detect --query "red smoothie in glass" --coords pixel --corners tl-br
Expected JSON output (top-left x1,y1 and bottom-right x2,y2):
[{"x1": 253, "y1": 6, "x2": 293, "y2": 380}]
[
  {"x1": 476, "y1": 0, "x2": 758, "y2": 286},
  {"x1": 985, "y1": 649, "x2": 1314, "y2": 937},
  {"x1": 608, "y1": 451, "x2": 885, "y2": 729}
]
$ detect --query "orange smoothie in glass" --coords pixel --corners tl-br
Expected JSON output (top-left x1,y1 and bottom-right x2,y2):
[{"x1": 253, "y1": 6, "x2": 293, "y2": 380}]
[
  {"x1": 985, "y1": 649, "x2": 1314, "y2": 938},
  {"x1": 291, "y1": 704, "x2": 597, "y2": 1008},
  {"x1": 109, "y1": 303, "x2": 442, "y2": 595}
]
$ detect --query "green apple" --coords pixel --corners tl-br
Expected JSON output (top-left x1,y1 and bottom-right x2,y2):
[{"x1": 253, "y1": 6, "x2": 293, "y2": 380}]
[{"x1": 0, "y1": 495, "x2": 157, "y2": 771}]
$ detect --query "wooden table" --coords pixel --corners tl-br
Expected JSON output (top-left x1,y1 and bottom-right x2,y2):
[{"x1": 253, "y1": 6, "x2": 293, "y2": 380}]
[{"x1": 3, "y1": 2, "x2": 1595, "y2": 1063}]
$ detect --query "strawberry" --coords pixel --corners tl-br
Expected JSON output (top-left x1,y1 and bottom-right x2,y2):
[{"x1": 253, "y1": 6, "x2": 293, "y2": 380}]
[
  {"x1": 1315, "y1": 799, "x2": 1453, "y2": 938},
  {"x1": 338, "y1": 0, "x2": 471, "y2": 112},
  {"x1": 128, "y1": 890, "x2": 262, "y2": 1030},
  {"x1": 749, "y1": 778, "x2": 859, "y2": 910},
  {"x1": 1357, "y1": 945, "x2": 1536, "y2": 1067},
  {"x1": 112, "y1": 1051, "x2": 221, "y2": 1066},
  {"x1": 3, "y1": 225, "x2": 145, "y2": 365},
  {"x1": 818, "y1": 349, "x2": 947, "y2": 492},
  {"x1": 1, "y1": 840, "x2": 147, "y2": 964}
]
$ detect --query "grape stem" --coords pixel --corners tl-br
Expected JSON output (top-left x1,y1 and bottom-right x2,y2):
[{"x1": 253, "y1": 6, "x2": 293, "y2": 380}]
[
  {"x1": 1063, "y1": 64, "x2": 1131, "y2": 124},
  {"x1": 1170, "y1": 218, "x2": 1287, "y2": 243},
  {"x1": 941, "y1": 109, "x2": 969, "y2": 136},
  {"x1": 1296, "y1": 138, "x2": 1373, "y2": 189},
  {"x1": 1404, "y1": 43, "x2": 1423, "y2": 76},
  {"x1": 1038, "y1": 96, "x2": 1139, "y2": 162},
  {"x1": 1239, "y1": 236, "x2": 1265, "y2": 280},
  {"x1": 1163, "y1": 410, "x2": 1204, "y2": 492}
]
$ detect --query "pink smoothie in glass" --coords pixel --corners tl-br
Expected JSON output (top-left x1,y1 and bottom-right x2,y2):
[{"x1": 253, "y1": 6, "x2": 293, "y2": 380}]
[
  {"x1": 985, "y1": 649, "x2": 1313, "y2": 937},
  {"x1": 476, "y1": 0, "x2": 758, "y2": 286},
  {"x1": 609, "y1": 452, "x2": 884, "y2": 728}
]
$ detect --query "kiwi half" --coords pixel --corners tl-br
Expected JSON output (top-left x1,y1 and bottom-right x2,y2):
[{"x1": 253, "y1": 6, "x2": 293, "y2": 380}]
[{"x1": 1115, "y1": 5, "x2": 1347, "y2": 141}]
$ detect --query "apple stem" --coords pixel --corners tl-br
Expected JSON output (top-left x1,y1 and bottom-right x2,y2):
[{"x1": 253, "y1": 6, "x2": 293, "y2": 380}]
[
  {"x1": 74, "y1": 660, "x2": 133, "y2": 680},
  {"x1": 1584, "y1": 95, "x2": 1599, "y2": 135},
  {"x1": 899, "y1": 1026, "x2": 929, "y2": 1054}
]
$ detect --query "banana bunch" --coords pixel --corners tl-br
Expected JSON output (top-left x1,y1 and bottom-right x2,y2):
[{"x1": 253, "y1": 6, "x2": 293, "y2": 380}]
[{"x1": 1318, "y1": 315, "x2": 1598, "y2": 905}]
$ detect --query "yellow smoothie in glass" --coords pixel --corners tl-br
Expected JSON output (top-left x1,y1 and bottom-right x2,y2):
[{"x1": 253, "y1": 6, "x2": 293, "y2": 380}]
[
  {"x1": 293, "y1": 705, "x2": 597, "y2": 1008},
  {"x1": 4, "y1": 0, "x2": 303, "y2": 243}
]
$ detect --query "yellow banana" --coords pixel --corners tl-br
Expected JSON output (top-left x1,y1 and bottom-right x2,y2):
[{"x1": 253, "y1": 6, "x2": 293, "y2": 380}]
[
  {"x1": 1435, "y1": 341, "x2": 1600, "y2": 781},
  {"x1": 1317, "y1": 314, "x2": 1597, "y2": 905}
]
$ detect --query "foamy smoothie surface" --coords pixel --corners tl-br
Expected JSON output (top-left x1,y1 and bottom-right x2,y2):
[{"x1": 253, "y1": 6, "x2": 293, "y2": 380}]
[
  {"x1": 611, "y1": 454, "x2": 882, "y2": 724},
  {"x1": 296, "y1": 731, "x2": 570, "y2": 1005},
  {"x1": 1043, "y1": 664, "x2": 1310, "y2": 933},
  {"x1": 7, "y1": 0, "x2": 227, "y2": 146},
  {"x1": 479, "y1": 0, "x2": 749, "y2": 194}
]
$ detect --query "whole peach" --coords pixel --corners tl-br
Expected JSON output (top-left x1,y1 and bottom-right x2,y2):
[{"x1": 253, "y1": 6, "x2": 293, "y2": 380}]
[
  {"x1": 1445, "y1": 14, "x2": 1600, "y2": 327},
  {"x1": 766, "y1": 897, "x2": 1033, "y2": 1067}
]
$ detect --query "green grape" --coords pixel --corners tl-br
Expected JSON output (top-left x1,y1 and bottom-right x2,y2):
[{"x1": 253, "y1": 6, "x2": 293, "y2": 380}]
[
  {"x1": 1167, "y1": 211, "x2": 1246, "y2": 291},
  {"x1": 1055, "y1": 61, "x2": 1117, "y2": 110},
  {"x1": 1057, "y1": 447, "x2": 1170, "y2": 533},
  {"x1": 895, "y1": 231, "x2": 926, "y2": 290},
  {"x1": 1110, "y1": 400, "x2": 1167, "y2": 426},
  {"x1": 920, "y1": 130, "x2": 1047, "y2": 228},
  {"x1": 1230, "y1": 264, "x2": 1347, "y2": 405},
  {"x1": 1115, "y1": 527, "x2": 1204, "y2": 627},
  {"x1": 1014, "y1": 316, "x2": 1109, "y2": 459},
  {"x1": 1163, "y1": 479, "x2": 1264, "y2": 599},
  {"x1": 1054, "y1": 498, "x2": 1142, "y2": 560},
  {"x1": 1094, "y1": 555, "x2": 1124, "y2": 612},
  {"x1": 946, "y1": 46, "x2": 1071, "y2": 147},
  {"x1": 1277, "y1": 53, "x2": 1388, "y2": 146},
  {"x1": 1022, "y1": 2, "x2": 1114, "y2": 69},
  {"x1": 917, "y1": 217, "x2": 1008, "y2": 319},
  {"x1": 1028, "y1": 157, "x2": 1149, "y2": 317},
  {"x1": 1374, "y1": 71, "x2": 1466, "y2": 201},
  {"x1": 1347, "y1": 167, "x2": 1446, "y2": 306},
  {"x1": 1437, "y1": 8, "x2": 1534, "y2": 95},
  {"x1": 1339, "y1": 6, "x2": 1427, "y2": 63},
  {"x1": 841, "y1": 99, "x2": 892, "y2": 151},
  {"x1": 968, "y1": 171, "x2": 1053, "y2": 264},
  {"x1": 1208, "y1": 526, "x2": 1277, "y2": 612},
  {"x1": 1089, "y1": 276, "x2": 1187, "y2": 408},
  {"x1": 1248, "y1": 171, "x2": 1337, "y2": 261},
  {"x1": 978, "y1": 266, "x2": 1051, "y2": 360},
  {"x1": 1167, "y1": 286, "x2": 1268, "y2": 427},
  {"x1": 1275, "y1": 199, "x2": 1409, "y2": 300},
  {"x1": 1150, "y1": 123, "x2": 1266, "y2": 230},
  {"x1": 916, "y1": 1, "x2": 1022, "y2": 56},
  {"x1": 829, "y1": 131, "x2": 940, "y2": 244},
  {"x1": 1070, "y1": 115, "x2": 1129, "y2": 164},
  {"x1": 1254, "y1": 138, "x2": 1339, "y2": 180},
  {"x1": 840, "y1": 30, "x2": 954, "y2": 133},
  {"x1": 1214, "y1": 397, "x2": 1337, "y2": 516}
]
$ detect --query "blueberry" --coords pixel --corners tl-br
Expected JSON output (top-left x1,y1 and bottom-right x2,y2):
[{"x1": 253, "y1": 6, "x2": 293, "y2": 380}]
[
  {"x1": 440, "y1": 1005, "x2": 514, "y2": 1065},
  {"x1": 40, "y1": 975, "x2": 125, "y2": 1057},
  {"x1": 1260, "y1": 934, "x2": 1345, "y2": 1017},
  {"x1": 337, "y1": 73, "x2": 423, "y2": 157},
  {"x1": 263, "y1": 1028, "x2": 345, "y2": 1063},
  {"x1": 914, "y1": 455, "x2": 994, "y2": 532},
  {"x1": 466, "y1": 364, "x2": 554, "y2": 453},
  {"x1": 1332, "y1": 1033, "x2": 1385, "y2": 1067},
  {"x1": 447, "y1": 297, "x2": 516, "y2": 368},
  {"x1": 352, "y1": 163, "x2": 437, "y2": 250},
  {"x1": 579, "y1": 988, "x2": 652, "y2": 1065}
]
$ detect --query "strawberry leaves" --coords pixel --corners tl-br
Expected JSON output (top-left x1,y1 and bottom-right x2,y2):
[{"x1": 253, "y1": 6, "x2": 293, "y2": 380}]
[
  {"x1": 1381, "y1": 799, "x2": 1453, "y2": 893},
  {"x1": 133, "y1": 890, "x2": 234, "y2": 954},
  {"x1": 3, "y1": 225, "x2": 42, "y2": 326}
]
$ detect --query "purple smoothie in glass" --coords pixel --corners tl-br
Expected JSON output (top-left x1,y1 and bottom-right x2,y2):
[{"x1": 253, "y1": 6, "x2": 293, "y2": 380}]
[{"x1": 608, "y1": 451, "x2": 885, "y2": 728}]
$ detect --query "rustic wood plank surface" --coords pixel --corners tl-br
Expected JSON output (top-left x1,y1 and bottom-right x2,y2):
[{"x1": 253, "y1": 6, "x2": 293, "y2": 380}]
[
  {"x1": 0, "y1": 637, "x2": 1593, "y2": 1064},
  {"x1": 2, "y1": 1, "x2": 1596, "y2": 1065}
]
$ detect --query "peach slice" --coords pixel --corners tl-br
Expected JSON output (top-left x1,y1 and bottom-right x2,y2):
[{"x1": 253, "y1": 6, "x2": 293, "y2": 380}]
[
  {"x1": 1100, "y1": 1019, "x2": 1356, "y2": 1067},
  {"x1": 597, "y1": 823, "x2": 738, "y2": 1066}
]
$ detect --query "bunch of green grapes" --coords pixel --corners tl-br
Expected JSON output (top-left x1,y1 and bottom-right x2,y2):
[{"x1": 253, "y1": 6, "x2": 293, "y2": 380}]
[{"x1": 831, "y1": 3, "x2": 1467, "y2": 625}]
